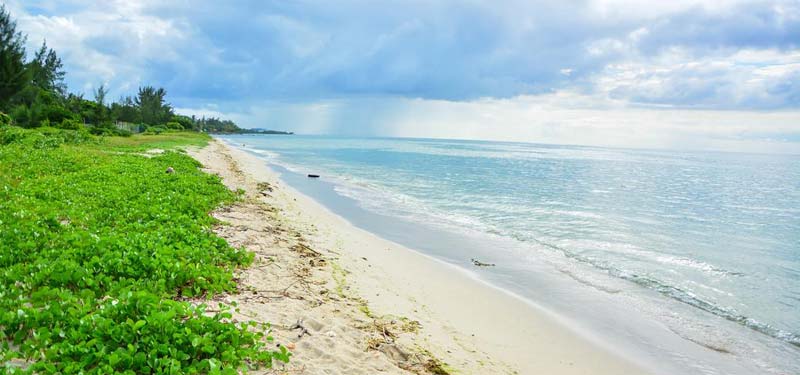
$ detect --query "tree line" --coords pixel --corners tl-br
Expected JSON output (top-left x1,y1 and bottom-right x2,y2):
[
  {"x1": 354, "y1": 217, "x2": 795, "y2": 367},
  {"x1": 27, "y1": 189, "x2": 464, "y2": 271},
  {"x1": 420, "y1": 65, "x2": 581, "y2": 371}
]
[{"x1": 0, "y1": 5, "x2": 246, "y2": 135}]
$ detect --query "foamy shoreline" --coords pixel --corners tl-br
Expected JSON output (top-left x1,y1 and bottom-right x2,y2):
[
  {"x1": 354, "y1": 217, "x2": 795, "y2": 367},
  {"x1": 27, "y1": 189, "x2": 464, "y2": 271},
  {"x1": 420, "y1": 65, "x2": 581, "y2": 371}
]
[{"x1": 191, "y1": 139, "x2": 651, "y2": 374}]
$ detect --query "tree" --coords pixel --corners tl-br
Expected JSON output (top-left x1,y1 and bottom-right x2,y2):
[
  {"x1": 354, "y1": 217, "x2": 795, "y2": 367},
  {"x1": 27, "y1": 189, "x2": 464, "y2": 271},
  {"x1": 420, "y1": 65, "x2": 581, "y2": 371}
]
[
  {"x1": 29, "y1": 41, "x2": 66, "y2": 97},
  {"x1": 93, "y1": 84, "x2": 109, "y2": 124},
  {"x1": 171, "y1": 114, "x2": 195, "y2": 130},
  {"x1": 93, "y1": 84, "x2": 108, "y2": 106},
  {"x1": 134, "y1": 86, "x2": 172, "y2": 125},
  {"x1": 196, "y1": 116, "x2": 241, "y2": 133},
  {"x1": 111, "y1": 95, "x2": 140, "y2": 123},
  {"x1": 0, "y1": 5, "x2": 29, "y2": 110}
]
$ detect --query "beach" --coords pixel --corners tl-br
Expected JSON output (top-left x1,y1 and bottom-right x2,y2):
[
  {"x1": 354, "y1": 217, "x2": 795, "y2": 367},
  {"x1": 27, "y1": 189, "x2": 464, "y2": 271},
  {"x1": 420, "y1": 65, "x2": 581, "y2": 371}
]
[
  {"x1": 187, "y1": 139, "x2": 650, "y2": 374},
  {"x1": 3, "y1": 2, "x2": 798, "y2": 373}
]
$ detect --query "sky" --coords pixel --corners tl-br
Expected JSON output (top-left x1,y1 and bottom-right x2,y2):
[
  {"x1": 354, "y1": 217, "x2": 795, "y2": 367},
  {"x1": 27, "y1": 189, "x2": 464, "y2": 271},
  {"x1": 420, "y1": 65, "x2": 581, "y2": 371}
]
[{"x1": 5, "y1": 0, "x2": 800, "y2": 153}]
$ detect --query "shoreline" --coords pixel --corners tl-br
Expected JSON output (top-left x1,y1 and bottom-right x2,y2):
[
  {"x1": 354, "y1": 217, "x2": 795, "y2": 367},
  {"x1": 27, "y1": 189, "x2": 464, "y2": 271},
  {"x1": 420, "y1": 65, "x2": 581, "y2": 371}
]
[{"x1": 191, "y1": 139, "x2": 651, "y2": 374}]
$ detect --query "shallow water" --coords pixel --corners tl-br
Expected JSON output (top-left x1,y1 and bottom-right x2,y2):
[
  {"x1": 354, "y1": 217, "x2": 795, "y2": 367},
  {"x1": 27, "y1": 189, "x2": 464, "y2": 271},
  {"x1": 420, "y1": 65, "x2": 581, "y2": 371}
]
[{"x1": 220, "y1": 135, "x2": 800, "y2": 374}]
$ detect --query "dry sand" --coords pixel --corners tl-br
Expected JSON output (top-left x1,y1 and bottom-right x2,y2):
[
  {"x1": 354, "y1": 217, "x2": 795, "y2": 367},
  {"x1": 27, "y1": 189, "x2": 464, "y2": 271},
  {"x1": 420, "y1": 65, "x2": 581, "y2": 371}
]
[{"x1": 188, "y1": 139, "x2": 652, "y2": 375}]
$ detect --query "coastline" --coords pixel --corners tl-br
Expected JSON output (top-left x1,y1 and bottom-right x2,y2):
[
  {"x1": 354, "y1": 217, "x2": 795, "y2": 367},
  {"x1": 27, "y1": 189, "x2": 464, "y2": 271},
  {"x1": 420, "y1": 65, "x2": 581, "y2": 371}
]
[{"x1": 190, "y1": 139, "x2": 651, "y2": 374}]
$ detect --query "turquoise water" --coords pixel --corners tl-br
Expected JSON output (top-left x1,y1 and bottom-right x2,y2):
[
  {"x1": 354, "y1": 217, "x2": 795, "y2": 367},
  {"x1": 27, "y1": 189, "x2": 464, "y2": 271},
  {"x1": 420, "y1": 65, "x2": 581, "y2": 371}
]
[{"x1": 221, "y1": 135, "x2": 800, "y2": 373}]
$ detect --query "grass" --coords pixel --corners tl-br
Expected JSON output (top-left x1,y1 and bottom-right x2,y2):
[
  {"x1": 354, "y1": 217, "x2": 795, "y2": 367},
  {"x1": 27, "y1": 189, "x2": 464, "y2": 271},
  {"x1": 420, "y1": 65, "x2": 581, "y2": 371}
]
[
  {"x1": 0, "y1": 127, "x2": 288, "y2": 374},
  {"x1": 99, "y1": 131, "x2": 211, "y2": 151}
]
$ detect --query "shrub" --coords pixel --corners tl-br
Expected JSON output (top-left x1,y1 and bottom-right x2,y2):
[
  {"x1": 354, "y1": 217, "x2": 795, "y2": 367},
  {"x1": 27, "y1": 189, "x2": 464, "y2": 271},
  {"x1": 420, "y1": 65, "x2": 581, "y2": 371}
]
[
  {"x1": 89, "y1": 126, "x2": 131, "y2": 137},
  {"x1": 144, "y1": 125, "x2": 168, "y2": 135},
  {"x1": 58, "y1": 118, "x2": 82, "y2": 130},
  {"x1": 0, "y1": 124, "x2": 26, "y2": 144},
  {"x1": 10, "y1": 105, "x2": 32, "y2": 128},
  {"x1": 0, "y1": 111, "x2": 12, "y2": 126},
  {"x1": 0, "y1": 125, "x2": 94, "y2": 148},
  {"x1": 171, "y1": 115, "x2": 194, "y2": 130},
  {"x1": 90, "y1": 126, "x2": 115, "y2": 136},
  {"x1": 165, "y1": 121, "x2": 184, "y2": 130},
  {"x1": 43, "y1": 104, "x2": 79, "y2": 124}
]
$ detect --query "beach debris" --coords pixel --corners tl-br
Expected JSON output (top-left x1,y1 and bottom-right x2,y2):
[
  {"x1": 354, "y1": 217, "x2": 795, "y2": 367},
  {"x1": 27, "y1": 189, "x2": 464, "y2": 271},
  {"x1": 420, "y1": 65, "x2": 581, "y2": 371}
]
[
  {"x1": 307, "y1": 174, "x2": 320, "y2": 178},
  {"x1": 257, "y1": 181, "x2": 273, "y2": 192},
  {"x1": 165, "y1": 166, "x2": 175, "y2": 174},
  {"x1": 285, "y1": 342, "x2": 296, "y2": 350},
  {"x1": 471, "y1": 258, "x2": 495, "y2": 267},
  {"x1": 291, "y1": 243, "x2": 323, "y2": 258},
  {"x1": 257, "y1": 182, "x2": 274, "y2": 197},
  {"x1": 290, "y1": 319, "x2": 310, "y2": 338},
  {"x1": 309, "y1": 258, "x2": 327, "y2": 267},
  {"x1": 326, "y1": 330, "x2": 337, "y2": 338}
]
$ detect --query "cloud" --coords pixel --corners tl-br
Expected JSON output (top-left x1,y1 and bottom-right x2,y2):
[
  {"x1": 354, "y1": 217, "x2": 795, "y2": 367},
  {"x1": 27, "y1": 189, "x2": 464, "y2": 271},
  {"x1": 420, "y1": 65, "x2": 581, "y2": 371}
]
[
  {"x1": 597, "y1": 49, "x2": 800, "y2": 109},
  {"x1": 8, "y1": 0, "x2": 798, "y2": 109},
  {"x1": 5, "y1": 0, "x2": 800, "y2": 153}
]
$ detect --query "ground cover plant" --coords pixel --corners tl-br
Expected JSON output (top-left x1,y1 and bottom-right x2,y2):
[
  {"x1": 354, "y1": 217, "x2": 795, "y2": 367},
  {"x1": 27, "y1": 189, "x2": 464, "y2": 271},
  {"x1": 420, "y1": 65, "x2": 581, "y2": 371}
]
[{"x1": 0, "y1": 127, "x2": 289, "y2": 373}]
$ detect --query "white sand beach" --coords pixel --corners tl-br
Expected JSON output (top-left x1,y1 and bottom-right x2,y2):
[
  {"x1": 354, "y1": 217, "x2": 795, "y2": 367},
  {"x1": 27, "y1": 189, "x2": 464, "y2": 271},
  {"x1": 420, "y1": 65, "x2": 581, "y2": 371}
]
[{"x1": 188, "y1": 139, "x2": 651, "y2": 374}]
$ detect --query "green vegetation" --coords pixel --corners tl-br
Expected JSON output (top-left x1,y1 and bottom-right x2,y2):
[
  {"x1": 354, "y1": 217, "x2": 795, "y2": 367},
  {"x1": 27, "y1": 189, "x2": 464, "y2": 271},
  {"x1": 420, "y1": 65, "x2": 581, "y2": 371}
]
[
  {"x1": 0, "y1": 127, "x2": 290, "y2": 373},
  {"x1": 103, "y1": 132, "x2": 212, "y2": 152},
  {"x1": 0, "y1": 5, "x2": 290, "y2": 135},
  {"x1": 1, "y1": 7, "x2": 292, "y2": 372}
]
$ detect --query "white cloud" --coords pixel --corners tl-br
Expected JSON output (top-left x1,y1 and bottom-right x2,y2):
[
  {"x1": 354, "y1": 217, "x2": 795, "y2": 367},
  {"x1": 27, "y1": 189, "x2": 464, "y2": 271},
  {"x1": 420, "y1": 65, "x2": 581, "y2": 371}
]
[
  {"x1": 595, "y1": 48, "x2": 800, "y2": 108},
  {"x1": 9, "y1": 0, "x2": 192, "y2": 96}
]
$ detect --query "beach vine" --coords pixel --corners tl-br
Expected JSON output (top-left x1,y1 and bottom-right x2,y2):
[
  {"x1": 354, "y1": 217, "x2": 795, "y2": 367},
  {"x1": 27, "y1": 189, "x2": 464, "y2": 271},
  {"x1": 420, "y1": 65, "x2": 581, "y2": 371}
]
[{"x1": 0, "y1": 127, "x2": 289, "y2": 373}]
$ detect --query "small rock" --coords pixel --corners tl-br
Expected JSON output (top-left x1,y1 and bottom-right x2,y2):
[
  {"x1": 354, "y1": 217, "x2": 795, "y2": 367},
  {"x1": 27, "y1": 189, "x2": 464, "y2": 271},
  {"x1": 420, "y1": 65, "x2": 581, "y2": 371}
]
[
  {"x1": 326, "y1": 331, "x2": 337, "y2": 337},
  {"x1": 286, "y1": 342, "x2": 296, "y2": 350},
  {"x1": 165, "y1": 167, "x2": 175, "y2": 174}
]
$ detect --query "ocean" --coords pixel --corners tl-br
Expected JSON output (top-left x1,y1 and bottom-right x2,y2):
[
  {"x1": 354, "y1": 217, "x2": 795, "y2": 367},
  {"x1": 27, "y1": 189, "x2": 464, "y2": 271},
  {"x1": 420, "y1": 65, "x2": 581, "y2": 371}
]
[{"x1": 219, "y1": 134, "x2": 800, "y2": 374}]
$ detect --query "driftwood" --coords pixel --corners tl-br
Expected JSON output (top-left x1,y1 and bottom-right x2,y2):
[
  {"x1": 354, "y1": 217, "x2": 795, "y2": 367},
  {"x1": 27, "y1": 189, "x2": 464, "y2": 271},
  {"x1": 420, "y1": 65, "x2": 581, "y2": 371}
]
[
  {"x1": 307, "y1": 174, "x2": 320, "y2": 178},
  {"x1": 291, "y1": 243, "x2": 323, "y2": 258},
  {"x1": 290, "y1": 319, "x2": 311, "y2": 338}
]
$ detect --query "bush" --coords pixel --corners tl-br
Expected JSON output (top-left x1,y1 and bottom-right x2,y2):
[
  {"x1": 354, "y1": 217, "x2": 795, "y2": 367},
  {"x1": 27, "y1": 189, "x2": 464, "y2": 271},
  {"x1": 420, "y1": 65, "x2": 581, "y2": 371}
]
[
  {"x1": 90, "y1": 126, "x2": 115, "y2": 136},
  {"x1": 0, "y1": 124, "x2": 27, "y2": 145},
  {"x1": 43, "y1": 104, "x2": 79, "y2": 124},
  {"x1": 10, "y1": 105, "x2": 32, "y2": 127},
  {"x1": 0, "y1": 111, "x2": 12, "y2": 127},
  {"x1": 171, "y1": 115, "x2": 194, "y2": 130},
  {"x1": 58, "y1": 118, "x2": 82, "y2": 130},
  {"x1": 144, "y1": 125, "x2": 168, "y2": 135},
  {"x1": 165, "y1": 121, "x2": 184, "y2": 130},
  {"x1": 0, "y1": 125, "x2": 95, "y2": 148},
  {"x1": 89, "y1": 127, "x2": 130, "y2": 137}
]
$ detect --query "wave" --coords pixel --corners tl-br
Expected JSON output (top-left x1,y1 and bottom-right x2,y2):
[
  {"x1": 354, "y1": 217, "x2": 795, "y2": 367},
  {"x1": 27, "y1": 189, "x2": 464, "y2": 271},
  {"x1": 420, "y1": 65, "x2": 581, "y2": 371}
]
[
  {"x1": 530, "y1": 238, "x2": 800, "y2": 348},
  {"x1": 311, "y1": 159, "x2": 799, "y2": 348},
  {"x1": 221, "y1": 136, "x2": 800, "y2": 353}
]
